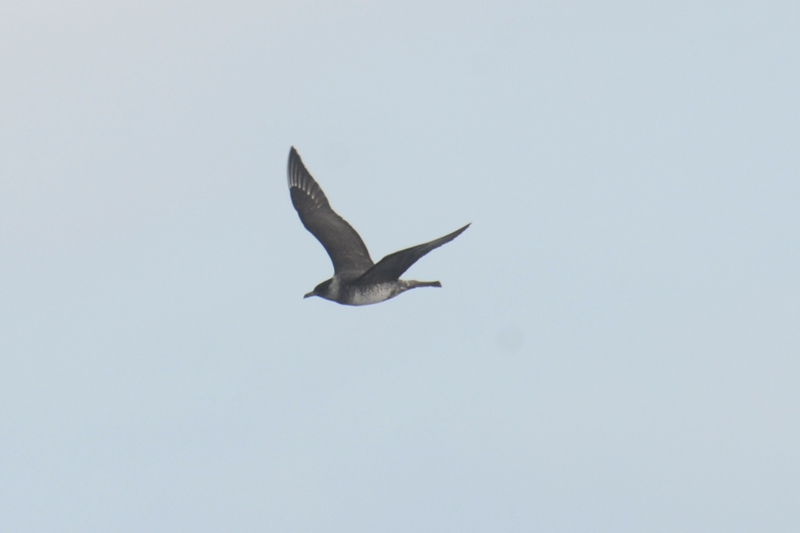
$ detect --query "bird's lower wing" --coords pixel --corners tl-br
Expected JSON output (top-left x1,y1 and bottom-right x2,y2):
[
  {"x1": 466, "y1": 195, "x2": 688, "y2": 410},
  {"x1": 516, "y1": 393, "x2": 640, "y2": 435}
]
[{"x1": 354, "y1": 223, "x2": 470, "y2": 285}]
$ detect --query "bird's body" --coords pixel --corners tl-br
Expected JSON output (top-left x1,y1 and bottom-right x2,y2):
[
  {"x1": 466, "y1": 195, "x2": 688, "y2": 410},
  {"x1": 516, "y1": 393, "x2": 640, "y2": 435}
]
[
  {"x1": 310, "y1": 278, "x2": 443, "y2": 306},
  {"x1": 287, "y1": 147, "x2": 468, "y2": 306}
]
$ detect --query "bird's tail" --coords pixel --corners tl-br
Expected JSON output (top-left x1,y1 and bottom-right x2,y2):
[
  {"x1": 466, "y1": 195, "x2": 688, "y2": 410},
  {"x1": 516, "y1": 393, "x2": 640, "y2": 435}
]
[{"x1": 407, "y1": 280, "x2": 442, "y2": 289}]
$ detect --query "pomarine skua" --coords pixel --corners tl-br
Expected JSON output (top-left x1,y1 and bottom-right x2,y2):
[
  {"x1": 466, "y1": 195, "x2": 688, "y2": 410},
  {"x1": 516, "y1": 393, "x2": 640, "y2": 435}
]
[{"x1": 287, "y1": 147, "x2": 469, "y2": 306}]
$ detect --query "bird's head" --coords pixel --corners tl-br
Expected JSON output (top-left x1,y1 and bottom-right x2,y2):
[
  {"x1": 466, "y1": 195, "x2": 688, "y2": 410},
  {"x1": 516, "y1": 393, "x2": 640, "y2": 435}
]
[{"x1": 304, "y1": 278, "x2": 333, "y2": 299}]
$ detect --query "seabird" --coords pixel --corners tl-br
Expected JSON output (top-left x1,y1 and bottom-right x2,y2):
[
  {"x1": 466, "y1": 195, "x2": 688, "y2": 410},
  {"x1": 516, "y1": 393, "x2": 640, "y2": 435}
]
[{"x1": 287, "y1": 147, "x2": 469, "y2": 306}]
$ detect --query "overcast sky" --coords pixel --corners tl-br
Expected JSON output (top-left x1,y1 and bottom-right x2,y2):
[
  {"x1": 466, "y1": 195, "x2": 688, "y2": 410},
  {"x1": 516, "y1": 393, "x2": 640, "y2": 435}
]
[{"x1": 2, "y1": 1, "x2": 799, "y2": 531}]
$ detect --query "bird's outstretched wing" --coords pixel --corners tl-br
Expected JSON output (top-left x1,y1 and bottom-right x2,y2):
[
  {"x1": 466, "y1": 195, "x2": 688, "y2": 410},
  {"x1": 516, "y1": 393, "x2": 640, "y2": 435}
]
[
  {"x1": 287, "y1": 147, "x2": 374, "y2": 275},
  {"x1": 354, "y1": 223, "x2": 470, "y2": 285}
]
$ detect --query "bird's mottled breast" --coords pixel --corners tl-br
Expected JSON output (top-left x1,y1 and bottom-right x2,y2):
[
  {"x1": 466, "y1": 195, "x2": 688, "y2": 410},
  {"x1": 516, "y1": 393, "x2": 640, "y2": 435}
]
[{"x1": 346, "y1": 283, "x2": 401, "y2": 306}]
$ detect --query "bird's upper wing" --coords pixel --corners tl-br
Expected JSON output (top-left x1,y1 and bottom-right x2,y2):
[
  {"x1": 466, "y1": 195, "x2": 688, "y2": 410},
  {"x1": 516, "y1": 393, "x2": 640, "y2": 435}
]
[
  {"x1": 288, "y1": 147, "x2": 374, "y2": 275},
  {"x1": 354, "y1": 223, "x2": 470, "y2": 285}
]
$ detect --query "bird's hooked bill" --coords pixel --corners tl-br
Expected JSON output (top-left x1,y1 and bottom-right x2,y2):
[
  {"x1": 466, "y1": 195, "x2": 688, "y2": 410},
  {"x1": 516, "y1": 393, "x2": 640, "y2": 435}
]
[{"x1": 303, "y1": 291, "x2": 315, "y2": 298}]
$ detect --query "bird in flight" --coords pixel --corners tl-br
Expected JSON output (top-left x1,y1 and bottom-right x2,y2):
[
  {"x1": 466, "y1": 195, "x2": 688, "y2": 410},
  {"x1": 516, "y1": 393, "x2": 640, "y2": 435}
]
[{"x1": 287, "y1": 147, "x2": 469, "y2": 306}]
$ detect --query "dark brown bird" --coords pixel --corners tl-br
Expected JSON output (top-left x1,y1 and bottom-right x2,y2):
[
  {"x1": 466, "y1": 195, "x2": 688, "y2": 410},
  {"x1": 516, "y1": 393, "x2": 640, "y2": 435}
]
[{"x1": 287, "y1": 147, "x2": 469, "y2": 305}]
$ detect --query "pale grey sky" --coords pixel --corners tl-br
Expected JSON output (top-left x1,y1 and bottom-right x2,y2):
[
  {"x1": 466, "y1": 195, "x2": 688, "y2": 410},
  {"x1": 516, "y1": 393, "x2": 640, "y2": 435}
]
[{"x1": 1, "y1": 1, "x2": 799, "y2": 531}]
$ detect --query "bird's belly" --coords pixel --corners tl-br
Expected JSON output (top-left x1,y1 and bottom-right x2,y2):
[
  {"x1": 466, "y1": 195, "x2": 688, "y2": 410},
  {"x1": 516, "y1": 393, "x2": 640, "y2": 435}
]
[{"x1": 346, "y1": 284, "x2": 399, "y2": 306}]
